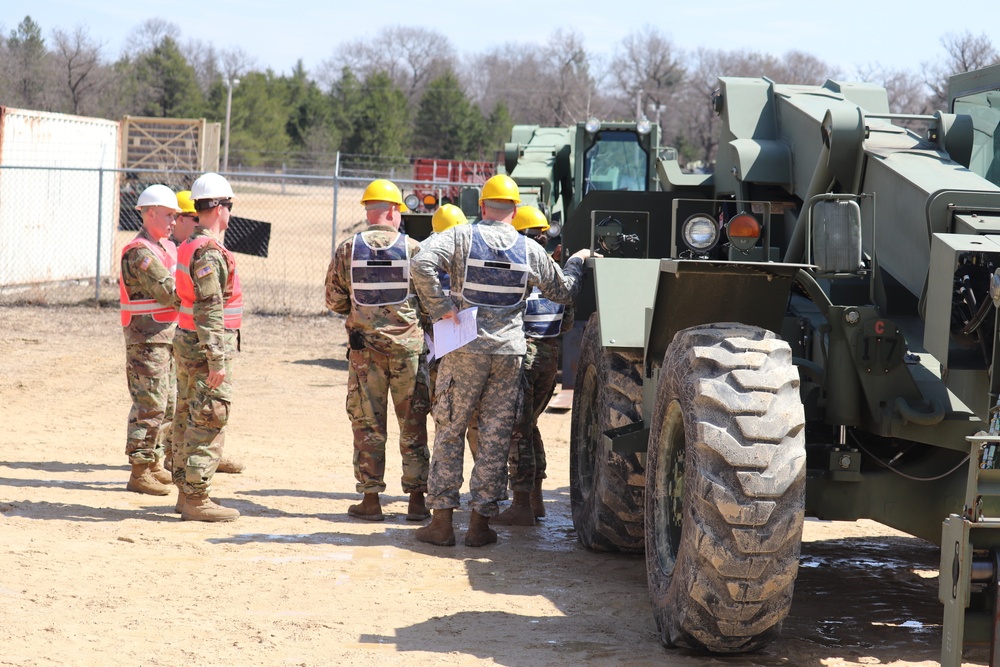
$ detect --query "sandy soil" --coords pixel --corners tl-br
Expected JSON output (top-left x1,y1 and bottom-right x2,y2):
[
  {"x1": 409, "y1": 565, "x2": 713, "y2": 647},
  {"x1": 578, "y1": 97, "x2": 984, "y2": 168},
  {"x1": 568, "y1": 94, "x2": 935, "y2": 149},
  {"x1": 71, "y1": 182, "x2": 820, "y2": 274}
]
[{"x1": 0, "y1": 305, "x2": 988, "y2": 666}]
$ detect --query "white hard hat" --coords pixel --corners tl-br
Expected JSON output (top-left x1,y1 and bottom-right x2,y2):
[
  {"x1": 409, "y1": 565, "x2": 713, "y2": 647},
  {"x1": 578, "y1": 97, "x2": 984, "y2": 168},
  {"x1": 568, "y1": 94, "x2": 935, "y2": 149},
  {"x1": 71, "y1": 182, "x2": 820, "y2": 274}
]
[
  {"x1": 190, "y1": 172, "x2": 234, "y2": 202},
  {"x1": 135, "y1": 184, "x2": 181, "y2": 211}
]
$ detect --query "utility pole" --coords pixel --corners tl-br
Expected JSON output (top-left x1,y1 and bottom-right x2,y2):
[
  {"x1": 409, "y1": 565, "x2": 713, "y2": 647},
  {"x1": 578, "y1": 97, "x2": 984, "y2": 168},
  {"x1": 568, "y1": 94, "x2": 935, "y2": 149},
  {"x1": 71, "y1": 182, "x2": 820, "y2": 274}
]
[{"x1": 223, "y1": 77, "x2": 240, "y2": 172}]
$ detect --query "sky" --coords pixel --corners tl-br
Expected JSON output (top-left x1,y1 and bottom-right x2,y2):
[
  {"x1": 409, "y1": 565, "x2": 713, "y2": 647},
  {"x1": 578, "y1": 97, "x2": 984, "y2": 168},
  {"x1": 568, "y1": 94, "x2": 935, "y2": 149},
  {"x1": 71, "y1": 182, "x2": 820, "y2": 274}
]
[{"x1": 6, "y1": 0, "x2": 1000, "y2": 80}]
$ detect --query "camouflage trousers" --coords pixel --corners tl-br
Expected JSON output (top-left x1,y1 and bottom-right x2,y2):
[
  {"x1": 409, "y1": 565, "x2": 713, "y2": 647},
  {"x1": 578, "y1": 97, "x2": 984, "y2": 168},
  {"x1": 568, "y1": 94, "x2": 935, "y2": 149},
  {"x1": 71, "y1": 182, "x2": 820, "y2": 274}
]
[
  {"x1": 508, "y1": 337, "x2": 560, "y2": 491},
  {"x1": 427, "y1": 351, "x2": 523, "y2": 516},
  {"x1": 172, "y1": 329, "x2": 236, "y2": 495},
  {"x1": 346, "y1": 345, "x2": 430, "y2": 494},
  {"x1": 124, "y1": 343, "x2": 175, "y2": 465}
]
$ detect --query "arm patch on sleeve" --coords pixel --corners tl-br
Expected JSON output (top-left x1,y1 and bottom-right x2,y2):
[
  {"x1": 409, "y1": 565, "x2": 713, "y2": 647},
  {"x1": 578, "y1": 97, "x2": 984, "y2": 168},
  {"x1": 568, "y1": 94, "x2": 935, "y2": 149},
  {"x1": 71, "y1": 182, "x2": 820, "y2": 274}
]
[
  {"x1": 140, "y1": 256, "x2": 153, "y2": 271},
  {"x1": 196, "y1": 265, "x2": 214, "y2": 278}
]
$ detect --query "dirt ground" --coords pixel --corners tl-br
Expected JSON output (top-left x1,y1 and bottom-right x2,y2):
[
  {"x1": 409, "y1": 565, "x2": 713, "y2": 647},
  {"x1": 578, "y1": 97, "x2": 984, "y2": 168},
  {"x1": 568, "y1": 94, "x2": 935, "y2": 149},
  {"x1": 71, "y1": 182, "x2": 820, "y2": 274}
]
[{"x1": 0, "y1": 305, "x2": 989, "y2": 666}]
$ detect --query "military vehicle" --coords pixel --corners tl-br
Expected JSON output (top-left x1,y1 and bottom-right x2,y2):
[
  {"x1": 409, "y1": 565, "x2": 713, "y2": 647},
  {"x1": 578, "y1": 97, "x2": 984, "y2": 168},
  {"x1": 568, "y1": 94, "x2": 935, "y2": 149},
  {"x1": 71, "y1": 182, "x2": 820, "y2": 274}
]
[{"x1": 504, "y1": 66, "x2": 1000, "y2": 664}]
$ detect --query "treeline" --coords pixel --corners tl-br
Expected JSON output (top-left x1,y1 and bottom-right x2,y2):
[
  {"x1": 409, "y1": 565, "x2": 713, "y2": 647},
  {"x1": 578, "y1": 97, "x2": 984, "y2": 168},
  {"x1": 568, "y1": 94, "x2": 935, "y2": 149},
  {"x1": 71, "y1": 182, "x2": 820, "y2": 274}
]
[{"x1": 1, "y1": 15, "x2": 997, "y2": 172}]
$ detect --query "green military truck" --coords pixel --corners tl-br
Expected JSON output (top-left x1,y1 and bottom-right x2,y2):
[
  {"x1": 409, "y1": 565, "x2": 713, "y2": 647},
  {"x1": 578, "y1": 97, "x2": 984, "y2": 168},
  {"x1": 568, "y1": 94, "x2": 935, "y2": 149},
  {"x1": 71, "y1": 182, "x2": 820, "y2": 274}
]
[{"x1": 504, "y1": 66, "x2": 1000, "y2": 664}]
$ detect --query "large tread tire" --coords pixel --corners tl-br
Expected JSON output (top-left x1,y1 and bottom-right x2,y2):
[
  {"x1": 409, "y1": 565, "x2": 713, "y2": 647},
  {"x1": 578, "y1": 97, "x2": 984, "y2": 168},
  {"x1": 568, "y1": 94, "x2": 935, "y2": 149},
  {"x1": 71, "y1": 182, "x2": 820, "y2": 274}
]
[
  {"x1": 570, "y1": 313, "x2": 645, "y2": 553},
  {"x1": 644, "y1": 323, "x2": 805, "y2": 652}
]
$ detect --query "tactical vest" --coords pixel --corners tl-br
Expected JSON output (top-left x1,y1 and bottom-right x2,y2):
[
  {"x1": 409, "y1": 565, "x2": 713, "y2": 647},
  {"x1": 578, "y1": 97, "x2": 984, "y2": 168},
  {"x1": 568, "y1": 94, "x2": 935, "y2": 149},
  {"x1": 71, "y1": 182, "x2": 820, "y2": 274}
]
[
  {"x1": 176, "y1": 235, "x2": 243, "y2": 331},
  {"x1": 119, "y1": 235, "x2": 178, "y2": 326},
  {"x1": 461, "y1": 225, "x2": 529, "y2": 307},
  {"x1": 350, "y1": 231, "x2": 411, "y2": 306},
  {"x1": 523, "y1": 287, "x2": 565, "y2": 338}
]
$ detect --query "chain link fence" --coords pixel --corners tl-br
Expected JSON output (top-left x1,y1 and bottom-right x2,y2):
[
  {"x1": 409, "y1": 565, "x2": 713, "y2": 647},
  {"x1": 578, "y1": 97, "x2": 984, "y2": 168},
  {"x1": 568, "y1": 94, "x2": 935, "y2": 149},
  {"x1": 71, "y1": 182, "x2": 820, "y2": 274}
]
[{"x1": 0, "y1": 162, "x2": 482, "y2": 315}]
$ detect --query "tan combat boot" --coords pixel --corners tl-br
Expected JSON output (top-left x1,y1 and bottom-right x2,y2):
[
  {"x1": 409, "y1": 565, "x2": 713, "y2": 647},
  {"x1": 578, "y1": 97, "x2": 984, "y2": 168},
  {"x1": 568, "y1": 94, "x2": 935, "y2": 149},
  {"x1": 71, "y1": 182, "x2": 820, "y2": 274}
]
[
  {"x1": 149, "y1": 458, "x2": 172, "y2": 485},
  {"x1": 490, "y1": 491, "x2": 536, "y2": 526},
  {"x1": 217, "y1": 455, "x2": 245, "y2": 474},
  {"x1": 348, "y1": 493, "x2": 384, "y2": 521},
  {"x1": 406, "y1": 492, "x2": 431, "y2": 521},
  {"x1": 174, "y1": 492, "x2": 186, "y2": 514},
  {"x1": 530, "y1": 479, "x2": 546, "y2": 519},
  {"x1": 414, "y1": 508, "x2": 456, "y2": 546},
  {"x1": 126, "y1": 463, "x2": 172, "y2": 496},
  {"x1": 180, "y1": 493, "x2": 240, "y2": 522},
  {"x1": 465, "y1": 510, "x2": 498, "y2": 547}
]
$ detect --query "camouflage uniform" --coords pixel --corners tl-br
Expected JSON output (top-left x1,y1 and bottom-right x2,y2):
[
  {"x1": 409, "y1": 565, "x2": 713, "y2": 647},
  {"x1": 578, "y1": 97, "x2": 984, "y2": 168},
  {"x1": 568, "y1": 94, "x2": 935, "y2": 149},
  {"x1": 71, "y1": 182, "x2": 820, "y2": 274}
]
[
  {"x1": 508, "y1": 304, "x2": 575, "y2": 492},
  {"x1": 173, "y1": 227, "x2": 240, "y2": 496},
  {"x1": 326, "y1": 224, "x2": 430, "y2": 495},
  {"x1": 410, "y1": 219, "x2": 586, "y2": 516},
  {"x1": 121, "y1": 227, "x2": 179, "y2": 465}
]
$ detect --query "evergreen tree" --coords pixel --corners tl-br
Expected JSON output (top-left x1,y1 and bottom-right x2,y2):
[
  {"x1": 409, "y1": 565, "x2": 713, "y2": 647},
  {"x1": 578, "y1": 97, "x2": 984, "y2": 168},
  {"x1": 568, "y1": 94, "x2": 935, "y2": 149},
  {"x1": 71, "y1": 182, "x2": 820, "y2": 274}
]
[
  {"x1": 136, "y1": 36, "x2": 203, "y2": 117},
  {"x1": 283, "y1": 60, "x2": 334, "y2": 169},
  {"x1": 412, "y1": 72, "x2": 484, "y2": 159},
  {"x1": 223, "y1": 70, "x2": 291, "y2": 168},
  {"x1": 345, "y1": 71, "x2": 409, "y2": 161},
  {"x1": 7, "y1": 16, "x2": 49, "y2": 109}
]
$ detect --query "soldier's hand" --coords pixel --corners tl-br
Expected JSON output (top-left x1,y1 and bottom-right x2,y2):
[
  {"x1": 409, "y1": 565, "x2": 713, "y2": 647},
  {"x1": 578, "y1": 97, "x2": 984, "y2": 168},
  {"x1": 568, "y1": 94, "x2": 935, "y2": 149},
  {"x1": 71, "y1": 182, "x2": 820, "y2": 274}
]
[
  {"x1": 552, "y1": 244, "x2": 562, "y2": 262},
  {"x1": 207, "y1": 367, "x2": 226, "y2": 389},
  {"x1": 570, "y1": 248, "x2": 602, "y2": 262},
  {"x1": 439, "y1": 308, "x2": 460, "y2": 322}
]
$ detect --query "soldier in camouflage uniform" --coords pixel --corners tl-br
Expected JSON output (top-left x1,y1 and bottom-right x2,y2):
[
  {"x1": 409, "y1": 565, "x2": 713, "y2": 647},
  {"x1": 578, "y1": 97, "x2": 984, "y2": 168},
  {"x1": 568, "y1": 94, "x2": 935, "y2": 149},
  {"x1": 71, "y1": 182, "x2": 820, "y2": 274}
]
[
  {"x1": 425, "y1": 203, "x2": 468, "y2": 401},
  {"x1": 493, "y1": 206, "x2": 574, "y2": 526},
  {"x1": 173, "y1": 173, "x2": 243, "y2": 522},
  {"x1": 120, "y1": 184, "x2": 182, "y2": 496},
  {"x1": 326, "y1": 179, "x2": 431, "y2": 522},
  {"x1": 164, "y1": 190, "x2": 245, "y2": 479},
  {"x1": 410, "y1": 175, "x2": 595, "y2": 548}
]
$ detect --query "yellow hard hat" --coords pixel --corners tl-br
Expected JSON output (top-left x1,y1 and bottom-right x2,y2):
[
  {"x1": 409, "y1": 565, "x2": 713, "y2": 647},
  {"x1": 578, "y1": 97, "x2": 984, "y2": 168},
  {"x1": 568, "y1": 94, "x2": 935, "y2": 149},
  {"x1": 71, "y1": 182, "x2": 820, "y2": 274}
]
[
  {"x1": 431, "y1": 204, "x2": 468, "y2": 233},
  {"x1": 512, "y1": 205, "x2": 549, "y2": 233},
  {"x1": 176, "y1": 190, "x2": 196, "y2": 215},
  {"x1": 361, "y1": 179, "x2": 403, "y2": 206},
  {"x1": 479, "y1": 174, "x2": 521, "y2": 205}
]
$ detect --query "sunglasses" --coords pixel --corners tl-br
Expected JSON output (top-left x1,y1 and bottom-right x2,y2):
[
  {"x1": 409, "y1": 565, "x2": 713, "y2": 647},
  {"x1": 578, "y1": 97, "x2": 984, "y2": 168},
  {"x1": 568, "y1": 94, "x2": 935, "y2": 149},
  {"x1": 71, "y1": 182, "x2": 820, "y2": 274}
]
[
  {"x1": 219, "y1": 201, "x2": 233, "y2": 211},
  {"x1": 524, "y1": 230, "x2": 546, "y2": 242}
]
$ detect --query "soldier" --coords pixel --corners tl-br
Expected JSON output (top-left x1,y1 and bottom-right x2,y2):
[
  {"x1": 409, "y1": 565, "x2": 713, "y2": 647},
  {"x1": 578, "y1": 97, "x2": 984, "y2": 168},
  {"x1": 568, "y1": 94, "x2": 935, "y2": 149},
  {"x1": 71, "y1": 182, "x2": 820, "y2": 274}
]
[
  {"x1": 173, "y1": 172, "x2": 243, "y2": 522},
  {"x1": 425, "y1": 203, "x2": 468, "y2": 399},
  {"x1": 326, "y1": 179, "x2": 431, "y2": 522},
  {"x1": 120, "y1": 184, "x2": 182, "y2": 495},
  {"x1": 492, "y1": 205, "x2": 573, "y2": 525},
  {"x1": 166, "y1": 190, "x2": 245, "y2": 478},
  {"x1": 410, "y1": 174, "x2": 595, "y2": 547}
]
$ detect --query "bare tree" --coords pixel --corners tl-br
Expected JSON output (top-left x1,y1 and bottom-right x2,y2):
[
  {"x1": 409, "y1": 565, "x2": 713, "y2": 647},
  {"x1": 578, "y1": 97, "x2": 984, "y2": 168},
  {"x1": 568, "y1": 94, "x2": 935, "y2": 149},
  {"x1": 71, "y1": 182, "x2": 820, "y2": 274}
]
[
  {"x1": 219, "y1": 47, "x2": 256, "y2": 81},
  {"x1": 463, "y1": 44, "x2": 538, "y2": 124},
  {"x1": 183, "y1": 39, "x2": 221, "y2": 94},
  {"x1": 125, "y1": 18, "x2": 178, "y2": 58},
  {"x1": 51, "y1": 25, "x2": 106, "y2": 115},
  {"x1": 539, "y1": 29, "x2": 597, "y2": 125},
  {"x1": 924, "y1": 31, "x2": 1000, "y2": 110},
  {"x1": 319, "y1": 26, "x2": 455, "y2": 103},
  {"x1": 853, "y1": 63, "x2": 932, "y2": 115},
  {"x1": 608, "y1": 25, "x2": 684, "y2": 125}
]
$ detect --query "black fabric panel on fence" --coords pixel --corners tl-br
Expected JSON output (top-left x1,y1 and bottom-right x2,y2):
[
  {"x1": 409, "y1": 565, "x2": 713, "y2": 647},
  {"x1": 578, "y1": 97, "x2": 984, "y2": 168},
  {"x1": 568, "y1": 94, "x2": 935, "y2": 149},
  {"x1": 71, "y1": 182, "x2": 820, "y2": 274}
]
[{"x1": 224, "y1": 217, "x2": 272, "y2": 258}]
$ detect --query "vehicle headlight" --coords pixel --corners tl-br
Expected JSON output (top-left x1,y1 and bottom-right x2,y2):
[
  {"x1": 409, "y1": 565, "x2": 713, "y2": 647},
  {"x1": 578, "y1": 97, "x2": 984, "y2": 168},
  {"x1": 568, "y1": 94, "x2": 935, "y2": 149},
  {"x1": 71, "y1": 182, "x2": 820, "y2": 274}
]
[
  {"x1": 585, "y1": 117, "x2": 601, "y2": 134},
  {"x1": 404, "y1": 194, "x2": 420, "y2": 211},
  {"x1": 636, "y1": 118, "x2": 652, "y2": 135},
  {"x1": 681, "y1": 214, "x2": 719, "y2": 252}
]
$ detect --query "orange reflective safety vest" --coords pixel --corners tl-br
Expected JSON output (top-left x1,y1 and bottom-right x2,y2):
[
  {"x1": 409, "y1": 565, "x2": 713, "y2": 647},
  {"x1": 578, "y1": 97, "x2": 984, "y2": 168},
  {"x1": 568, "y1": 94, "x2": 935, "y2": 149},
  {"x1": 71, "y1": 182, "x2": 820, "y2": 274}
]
[
  {"x1": 176, "y1": 235, "x2": 243, "y2": 331},
  {"x1": 119, "y1": 236, "x2": 179, "y2": 326}
]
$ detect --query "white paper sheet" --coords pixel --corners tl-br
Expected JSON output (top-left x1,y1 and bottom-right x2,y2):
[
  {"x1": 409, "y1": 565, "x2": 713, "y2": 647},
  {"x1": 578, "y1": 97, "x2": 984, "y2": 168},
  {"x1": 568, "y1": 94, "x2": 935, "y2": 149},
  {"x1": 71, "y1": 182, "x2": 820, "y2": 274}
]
[{"x1": 431, "y1": 307, "x2": 479, "y2": 357}]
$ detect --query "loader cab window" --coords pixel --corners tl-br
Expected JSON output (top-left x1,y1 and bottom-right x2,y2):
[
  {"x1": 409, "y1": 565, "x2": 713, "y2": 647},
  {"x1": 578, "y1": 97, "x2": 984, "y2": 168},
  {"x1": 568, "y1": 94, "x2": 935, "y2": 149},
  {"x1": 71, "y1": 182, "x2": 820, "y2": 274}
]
[
  {"x1": 583, "y1": 131, "x2": 649, "y2": 194},
  {"x1": 953, "y1": 89, "x2": 1000, "y2": 187}
]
